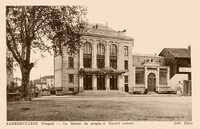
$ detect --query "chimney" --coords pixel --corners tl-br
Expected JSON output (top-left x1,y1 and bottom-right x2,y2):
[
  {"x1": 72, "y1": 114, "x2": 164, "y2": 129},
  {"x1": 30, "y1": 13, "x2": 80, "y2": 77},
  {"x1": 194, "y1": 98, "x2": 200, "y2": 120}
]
[{"x1": 188, "y1": 45, "x2": 191, "y2": 52}]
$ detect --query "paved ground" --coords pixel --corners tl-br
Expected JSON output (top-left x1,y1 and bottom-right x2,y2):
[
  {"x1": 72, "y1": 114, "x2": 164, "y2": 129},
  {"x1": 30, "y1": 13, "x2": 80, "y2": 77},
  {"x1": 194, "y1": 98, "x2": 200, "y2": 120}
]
[{"x1": 7, "y1": 95, "x2": 192, "y2": 121}]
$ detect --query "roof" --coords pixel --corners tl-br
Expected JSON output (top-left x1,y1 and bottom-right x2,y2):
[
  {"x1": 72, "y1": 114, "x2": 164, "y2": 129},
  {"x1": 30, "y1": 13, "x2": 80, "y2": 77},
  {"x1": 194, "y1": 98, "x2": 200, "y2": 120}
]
[
  {"x1": 159, "y1": 48, "x2": 190, "y2": 58},
  {"x1": 84, "y1": 23, "x2": 134, "y2": 41},
  {"x1": 133, "y1": 53, "x2": 165, "y2": 58}
]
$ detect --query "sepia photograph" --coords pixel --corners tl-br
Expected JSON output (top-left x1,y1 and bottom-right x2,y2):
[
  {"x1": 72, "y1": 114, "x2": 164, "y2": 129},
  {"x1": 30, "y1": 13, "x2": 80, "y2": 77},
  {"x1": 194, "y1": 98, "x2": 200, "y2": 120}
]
[{"x1": 2, "y1": 0, "x2": 200, "y2": 128}]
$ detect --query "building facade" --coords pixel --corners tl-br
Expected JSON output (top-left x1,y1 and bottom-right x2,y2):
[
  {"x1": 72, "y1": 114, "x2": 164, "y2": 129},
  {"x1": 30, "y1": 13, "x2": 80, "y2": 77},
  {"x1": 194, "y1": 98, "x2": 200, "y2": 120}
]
[
  {"x1": 54, "y1": 23, "x2": 190, "y2": 95},
  {"x1": 159, "y1": 47, "x2": 191, "y2": 93},
  {"x1": 54, "y1": 23, "x2": 135, "y2": 95},
  {"x1": 132, "y1": 54, "x2": 170, "y2": 94}
]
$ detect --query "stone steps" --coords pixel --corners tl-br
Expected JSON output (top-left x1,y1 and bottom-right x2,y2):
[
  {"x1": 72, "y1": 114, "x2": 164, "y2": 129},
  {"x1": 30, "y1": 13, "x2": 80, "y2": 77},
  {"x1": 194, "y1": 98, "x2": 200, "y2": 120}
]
[{"x1": 76, "y1": 90, "x2": 130, "y2": 97}]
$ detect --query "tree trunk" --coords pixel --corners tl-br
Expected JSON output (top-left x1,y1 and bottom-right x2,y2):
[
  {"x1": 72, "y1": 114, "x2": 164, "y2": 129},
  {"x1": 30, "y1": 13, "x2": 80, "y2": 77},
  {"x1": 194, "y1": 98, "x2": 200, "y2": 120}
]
[{"x1": 21, "y1": 67, "x2": 31, "y2": 101}]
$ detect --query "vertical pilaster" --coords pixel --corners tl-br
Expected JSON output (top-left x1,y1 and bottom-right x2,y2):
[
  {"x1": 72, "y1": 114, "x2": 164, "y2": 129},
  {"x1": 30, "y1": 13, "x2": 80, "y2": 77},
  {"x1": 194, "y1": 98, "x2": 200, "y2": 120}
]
[
  {"x1": 120, "y1": 75, "x2": 124, "y2": 91},
  {"x1": 79, "y1": 48, "x2": 83, "y2": 69},
  {"x1": 92, "y1": 74, "x2": 97, "y2": 90},
  {"x1": 92, "y1": 43, "x2": 97, "y2": 68},
  {"x1": 144, "y1": 67, "x2": 148, "y2": 89},
  {"x1": 167, "y1": 67, "x2": 170, "y2": 86},
  {"x1": 133, "y1": 66, "x2": 136, "y2": 86},
  {"x1": 79, "y1": 76, "x2": 83, "y2": 91},
  {"x1": 157, "y1": 67, "x2": 160, "y2": 93},
  {"x1": 117, "y1": 45, "x2": 121, "y2": 70},
  {"x1": 105, "y1": 44, "x2": 110, "y2": 67},
  {"x1": 117, "y1": 75, "x2": 122, "y2": 90},
  {"x1": 105, "y1": 75, "x2": 110, "y2": 90}
]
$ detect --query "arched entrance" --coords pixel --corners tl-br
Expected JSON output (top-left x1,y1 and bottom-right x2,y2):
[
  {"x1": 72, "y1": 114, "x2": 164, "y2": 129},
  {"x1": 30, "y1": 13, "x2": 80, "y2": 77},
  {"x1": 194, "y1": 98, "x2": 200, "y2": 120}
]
[{"x1": 147, "y1": 73, "x2": 156, "y2": 92}]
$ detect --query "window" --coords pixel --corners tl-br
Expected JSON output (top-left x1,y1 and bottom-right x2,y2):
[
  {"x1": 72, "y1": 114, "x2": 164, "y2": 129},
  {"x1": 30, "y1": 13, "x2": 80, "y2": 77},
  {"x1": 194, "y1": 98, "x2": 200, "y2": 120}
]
[
  {"x1": 110, "y1": 59, "x2": 117, "y2": 69},
  {"x1": 124, "y1": 76, "x2": 128, "y2": 83},
  {"x1": 110, "y1": 44, "x2": 117, "y2": 56},
  {"x1": 69, "y1": 74, "x2": 74, "y2": 83},
  {"x1": 97, "y1": 58, "x2": 105, "y2": 68},
  {"x1": 159, "y1": 69, "x2": 167, "y2": 85},
  {"x1": 110, "y1": 44, "x2": 117, "y2": 69},
  {"x1": 83, "y1": 58, "x2": 92, "y2": 68},
  {"x1": 97, "y1": 43, "x2": 105, "y2": 68},
  {"x1": 136, "y1": 67, "x2": 144, "y2": 84},
  {"x1": 97, "y1": 43, "x2": 105, "y2": 55},
  {"x1": 68, "y1": 57, "x2": 74, "y2": 68},
  {"x1": 83, "y1": 42, "x2": 92, "y2": 54},
  {"x1": 124, "y1": 46, "x2": 128, "y2": 56},
  {"x1": 83, "y1": 42, "x2": 92, "y2": 68},
  {"x1": 124, "y1": 60, "x2": 128, "y2": 70}
]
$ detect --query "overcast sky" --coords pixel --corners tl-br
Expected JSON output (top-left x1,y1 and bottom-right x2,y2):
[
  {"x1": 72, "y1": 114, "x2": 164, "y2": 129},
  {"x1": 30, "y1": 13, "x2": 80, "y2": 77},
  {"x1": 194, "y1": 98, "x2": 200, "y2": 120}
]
[{"x1": 13, "y1": 0, "x2": 200, "y2": 80}]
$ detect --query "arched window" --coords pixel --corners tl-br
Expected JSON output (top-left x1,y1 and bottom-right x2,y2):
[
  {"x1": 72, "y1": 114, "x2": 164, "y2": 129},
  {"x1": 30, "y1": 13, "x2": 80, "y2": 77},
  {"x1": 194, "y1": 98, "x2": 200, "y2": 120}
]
[
  {"x1": 110, "y1": 44, "x2": 117, "y2": 56},
  {"x1": 83, "y1": 42, "x2": 92, "y2": 68},
  {"x1": 97, "y1": 43, "x2": 105, "y2": 68},
  {"x1": 97, "y1": 43, "x2": 105, "y2": 55},
  {"x1": 83, "y1": 42, "x2": 92, "y2": 54}
]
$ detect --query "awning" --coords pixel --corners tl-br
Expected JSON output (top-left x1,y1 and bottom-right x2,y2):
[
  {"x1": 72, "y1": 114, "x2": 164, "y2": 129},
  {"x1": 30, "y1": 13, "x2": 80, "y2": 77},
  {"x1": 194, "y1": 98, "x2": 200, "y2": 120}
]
[
  {"x1": 112, "y1": 69, "x2": 128, "y2": 74},
  {"x1": 80, "y1": 67, "x2": 128, "y2": 74},
  {"x1": 79, "y1": 68, "x2": 100, "y2": 74},
  {"x1": 99, "y1": 66, "x2": 114, "y2": 73}
]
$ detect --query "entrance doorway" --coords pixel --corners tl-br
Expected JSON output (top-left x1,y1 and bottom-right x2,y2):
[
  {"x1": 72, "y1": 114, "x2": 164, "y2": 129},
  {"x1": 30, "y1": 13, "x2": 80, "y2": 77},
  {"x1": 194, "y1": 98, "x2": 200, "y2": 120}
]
[
  {"x1": 97, "y1": 75, "x2": 105, "y2": 90},
  {"x1": 148, "y1": 73, "x2": 156, "y2": 92},
  {"x1": 110, "y1": 75, "x2": 118, "y2": 90},
  {"x1": 83, "y1": 75, "x2": 92, "y2": 90}
]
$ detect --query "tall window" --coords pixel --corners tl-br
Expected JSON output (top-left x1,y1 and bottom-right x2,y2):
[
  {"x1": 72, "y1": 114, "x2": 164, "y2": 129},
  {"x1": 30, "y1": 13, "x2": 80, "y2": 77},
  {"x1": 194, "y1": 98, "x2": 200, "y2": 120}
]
[
  {"x1": 110, "y1": 44, "x2": 117, "y2": 56},
  {"x1": 97, "y1": 43, "x2": 105, "y2": 68},
  {"x1": 124, "y1": 46, "x2": 128, "y2": 56},
  {"x1": 69, "y1": 74, "x2": 74, "y2": 83},
  {"x1": 68, "y1": 57, "x2": 74, "y2": 68},
  {"x1": 97, "y1": 43, "x2": 105, "y2": 55},
  {"x1": 124, "y1": 76, "x2": 128, "y2": 83},
  {"x1": 83, "y1": 42, "x2": 92, "y2": 54},
  {"x1": 159, "y1": 69, "x2": 167, "y2": 85},
  {"x1": 83, "y1": 42, "x2": 92, "y2": 68},
  {"x1": 136, "y1": 67, "x2": 144, "y2": 84},
  {"x1": 124, "y1": 60, "x2": 128, "y2": 70},
  {"x1": 110, "y1": 44, "x2": 117, "y2": 69}
]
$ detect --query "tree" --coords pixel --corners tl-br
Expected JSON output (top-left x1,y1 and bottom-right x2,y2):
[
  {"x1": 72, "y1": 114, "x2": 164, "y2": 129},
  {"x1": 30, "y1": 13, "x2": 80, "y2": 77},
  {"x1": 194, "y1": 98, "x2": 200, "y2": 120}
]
[{"x1": 6, "y1": 6, "x2": 87, "y2": 100}]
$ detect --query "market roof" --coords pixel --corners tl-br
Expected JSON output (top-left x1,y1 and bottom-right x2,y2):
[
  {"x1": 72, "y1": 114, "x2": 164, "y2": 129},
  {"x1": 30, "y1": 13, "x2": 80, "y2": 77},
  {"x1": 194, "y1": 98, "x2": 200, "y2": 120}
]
[{"x1": 159, "y1": 48, "x2": 191, "y2": 58}]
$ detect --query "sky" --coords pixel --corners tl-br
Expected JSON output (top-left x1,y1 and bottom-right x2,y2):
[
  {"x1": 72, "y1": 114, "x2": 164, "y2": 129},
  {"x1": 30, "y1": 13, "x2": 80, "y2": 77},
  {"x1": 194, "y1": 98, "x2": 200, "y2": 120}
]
[{"x1": 13, "y1": 0, "x2": 200, "y2": 80}]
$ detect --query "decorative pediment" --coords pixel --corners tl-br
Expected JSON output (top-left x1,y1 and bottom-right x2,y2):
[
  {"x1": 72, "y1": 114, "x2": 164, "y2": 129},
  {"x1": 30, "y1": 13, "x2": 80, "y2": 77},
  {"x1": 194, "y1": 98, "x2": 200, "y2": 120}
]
[{"x1": 142, "y1": 58, "x2": 160, "y2": 66}]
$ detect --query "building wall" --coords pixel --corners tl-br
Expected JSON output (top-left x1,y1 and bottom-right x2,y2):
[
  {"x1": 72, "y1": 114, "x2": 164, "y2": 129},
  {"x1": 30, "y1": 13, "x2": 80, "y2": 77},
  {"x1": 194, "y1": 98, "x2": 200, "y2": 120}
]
[
  {"x1": 159, "y1": 50, "x2": 177, "y2": 78},
  {"x1": 54, "y1": 56, "x2": 62, "y2": 88},
  {"x1": 60, "y1": 46, "x2": 79, "y2": 94},
  {"x1": 169, "y1": 74, "x2": 188, "y2": 91}
]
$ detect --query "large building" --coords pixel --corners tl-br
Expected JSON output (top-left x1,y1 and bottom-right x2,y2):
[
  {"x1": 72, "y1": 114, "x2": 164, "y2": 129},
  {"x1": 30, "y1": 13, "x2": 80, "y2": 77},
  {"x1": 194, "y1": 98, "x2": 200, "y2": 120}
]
[{"x1": 54, "y1": 23, "x2": 191, "y2": 95}]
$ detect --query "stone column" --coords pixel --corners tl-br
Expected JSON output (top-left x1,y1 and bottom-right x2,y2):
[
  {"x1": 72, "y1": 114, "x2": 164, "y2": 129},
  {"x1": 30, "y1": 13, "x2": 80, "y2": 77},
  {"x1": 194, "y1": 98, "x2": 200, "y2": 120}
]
[
  {"x1": 79, "y1": 48, "x2": 83, "y2": 68},
  {"x1": 79, "y1": 76, "x2": 83, "y2": 91},
  {"x1": 120, "y1": 75, "x2": 124, "y2": 91},
  {"x1": 133, "y1": 66, "x2": 136, "y2": 91},
  {"x1": 117, "y1": 45, "x2": 122, "y2": 70},
  {"x1": 92, "y1": 43, "x2": 97, "y2": 68},
  {"x1": 105, "y1": 44, "x2": 110, "y2": 67},
  {"x1": 92, "y1": 74, "x2": 97, "y2": 90},
  {"x1": 117, "y1": 75, "x2": 122, "y2": 91},
  {"x1": 156, "y1": 67, "x2": 160, "y2": 93},
  {"x1": 144, "y1": 67, "x2": 148, "y2": 89},
  {"x1": 105, "y1": 75, "x2": 110, "y2": 90}
]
